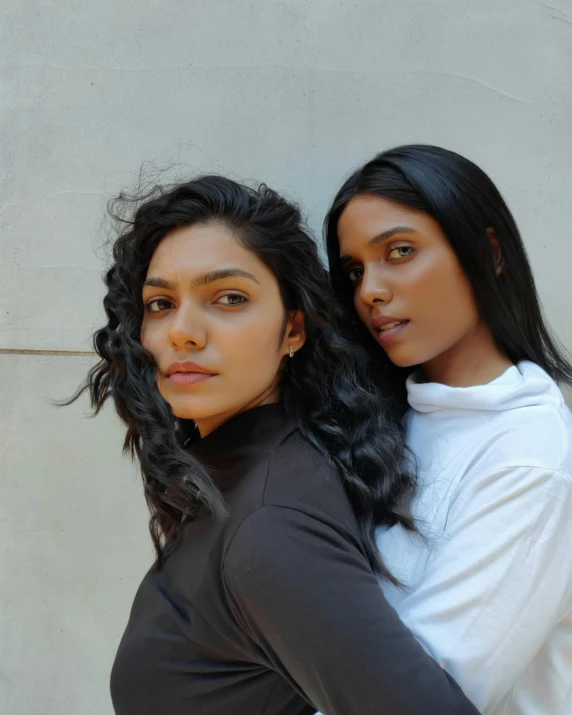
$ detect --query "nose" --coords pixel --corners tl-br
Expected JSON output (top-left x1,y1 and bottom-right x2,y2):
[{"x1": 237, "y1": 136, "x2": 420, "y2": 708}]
[
  {"x1": 168, "y1": 302, "x2": 207, "y2": 350},
  {"x1": 358, "y1": 267, "x2": 392, "y2": 307}
]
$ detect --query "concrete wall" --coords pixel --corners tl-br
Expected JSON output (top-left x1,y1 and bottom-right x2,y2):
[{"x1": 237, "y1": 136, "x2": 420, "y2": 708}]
[{"x1": 1, "y1": 1, "x2": 571, "y2": 712}]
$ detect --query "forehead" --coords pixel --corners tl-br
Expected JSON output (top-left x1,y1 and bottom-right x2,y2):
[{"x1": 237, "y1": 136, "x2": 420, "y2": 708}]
[
  {"x1": 337, "y1": 194, "x2": 443, "y2": 252},
  {"x1": 147, "y1": 222, "x2": 262, "y2": 275},
  {"x1": 338, "y1": 195, "x2": 416, "y2": 238}
]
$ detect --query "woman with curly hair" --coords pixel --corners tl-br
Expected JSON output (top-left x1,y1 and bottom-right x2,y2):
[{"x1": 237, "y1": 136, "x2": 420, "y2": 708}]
[{"x1": 70, "y1": 175, "x2": 478, "y2": 715}]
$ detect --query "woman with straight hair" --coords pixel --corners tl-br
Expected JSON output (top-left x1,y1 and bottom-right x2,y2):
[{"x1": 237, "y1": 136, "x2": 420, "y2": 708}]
[
  {"x1": 325, "y1": 144, "x2": 572, "y2": 715},
  {"x1": 69, "y1": 174, "x2": 479, "y2": 715}
]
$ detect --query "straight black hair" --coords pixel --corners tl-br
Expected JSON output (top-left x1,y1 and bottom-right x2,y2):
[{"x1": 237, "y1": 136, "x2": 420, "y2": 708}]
[
  {"x1": 325, "y1": 144, "x2": 572, "y2": 388},
  {"x1": 67, "y1": 175, "x2": 416, "y2": 583}
]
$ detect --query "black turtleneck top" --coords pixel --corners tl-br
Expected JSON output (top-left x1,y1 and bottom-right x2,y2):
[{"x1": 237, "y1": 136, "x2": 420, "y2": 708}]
[{"x1": 110, "y1": 403, "x2": 477, "y2": 715}]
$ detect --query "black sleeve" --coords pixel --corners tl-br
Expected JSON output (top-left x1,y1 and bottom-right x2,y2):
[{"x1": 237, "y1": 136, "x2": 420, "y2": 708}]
[{"x1": 223, "y1": 505, "x2": 479, "y2": 715}]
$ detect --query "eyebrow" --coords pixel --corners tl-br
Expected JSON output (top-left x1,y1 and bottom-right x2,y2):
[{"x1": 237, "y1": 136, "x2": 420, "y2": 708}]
[
  {"x1": 143, "y1": 268, "x2": 260, "y2": 290},
  {"x1": 339, "y1": 226, "x2": 416, "y2": 265}
]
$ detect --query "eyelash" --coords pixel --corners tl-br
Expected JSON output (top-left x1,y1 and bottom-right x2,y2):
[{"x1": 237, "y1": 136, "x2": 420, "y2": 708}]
[
  {"x1": 216, "y1": 293, "x2": 248, "y2": 307},
  {"x1": 144, "y1": 293, "x2": 248, "y2": 313},
  {"x1": 347, "y1": 267, "x2": 364, "y2": 284},
  {"x1": 145, "y1": 298, "x2": 173, "y2": 313},
  {"x1": 387, "y1": 244, "x2": 414, "y2": 260},
  {"x1": 345, "y1": 244, "x2": 415, "y2": 284}
]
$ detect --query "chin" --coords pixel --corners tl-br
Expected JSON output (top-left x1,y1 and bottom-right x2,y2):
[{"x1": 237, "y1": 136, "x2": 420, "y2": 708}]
[
  {"x1": 171, "y1": 407, "x2": 201, "y2": 421},
  {"x1": 382, "y1": 348, "x2": 420, "y2": 369},
  {"x1": 161, "y1": 395, "x2": 208, "y2": 421}
]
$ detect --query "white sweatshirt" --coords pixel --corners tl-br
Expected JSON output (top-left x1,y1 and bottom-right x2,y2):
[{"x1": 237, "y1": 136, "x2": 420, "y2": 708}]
[{"x1": 377, "y1": 361, "x2": 572, "y2": 715}]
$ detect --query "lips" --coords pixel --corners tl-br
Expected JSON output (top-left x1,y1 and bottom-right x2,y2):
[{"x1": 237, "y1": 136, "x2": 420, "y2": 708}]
[
  {"x1": 166, "y1": 361, "x2": 216, "y2": 377},
  {"x1": 371, "y1": 315, "x2": 409, "y2": 331},
  {"x1": 378, "y1": 321, "x2": 406, "y2": 332},
  {"x1": 168, "y1": 371, "x2": 214, "y2": 386},
  {"x1": 163, "y1": 360, "x2": 218, "y2": 387},
  {"x1": 371, "y1": 316, "x2": 410, "y2": 347}
]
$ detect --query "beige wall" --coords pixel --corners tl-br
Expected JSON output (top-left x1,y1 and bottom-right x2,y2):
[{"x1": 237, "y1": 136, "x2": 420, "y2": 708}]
[{"x1": 1, "y1": 1, "x2": 571, "y2": 712}]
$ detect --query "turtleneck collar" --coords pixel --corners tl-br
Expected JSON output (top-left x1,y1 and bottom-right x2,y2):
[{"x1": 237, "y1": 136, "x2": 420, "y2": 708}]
[
  {"x1": 406, "y1": 361, "x2": 563, "y2": 414},
  {"x1": 188, "y1": 402, "x2": 297, "y2": 488}
]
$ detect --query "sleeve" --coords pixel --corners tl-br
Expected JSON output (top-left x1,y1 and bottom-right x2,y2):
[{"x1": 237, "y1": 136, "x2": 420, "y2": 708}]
[
  {"x1": 391, "y1": 465, "x2": 572, "y2": 714},
  {"x1": 223, "y1": 504, "x2": 479, "y2": 715}
]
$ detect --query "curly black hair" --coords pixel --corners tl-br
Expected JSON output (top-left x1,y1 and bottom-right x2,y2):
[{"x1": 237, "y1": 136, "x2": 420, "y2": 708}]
[{"x1": 68, "y1": 175, "x2": 416, "y2": 582}]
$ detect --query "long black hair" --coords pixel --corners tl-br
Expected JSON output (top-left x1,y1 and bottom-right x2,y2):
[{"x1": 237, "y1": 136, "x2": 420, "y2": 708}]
[
  {"x1": 325, "y1": 144, "x2": 572, "y2": 388},
  {"x1": 68, "y1": 175, "x2": 415, "y2": 582}
]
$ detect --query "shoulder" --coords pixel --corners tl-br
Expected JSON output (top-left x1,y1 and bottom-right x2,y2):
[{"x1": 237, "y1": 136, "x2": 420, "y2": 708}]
[
  {"x1": 222, "y1": 503, "x2": 367, "y2": 601},
  {"x1": 222, "y1": 428, "x2": 361, "y2": 555},
  {"x1": 223, "y1": 431, "x2": 365, "y2": 576},
  {"x1": 483, "y1": 363, "x2": 572, "y2": 474},
  {"x1": 262, "y1": 429, "x2": 359, "y2": 524},
  {"x1": 450, "y1": 400, "x2": 572, "y2": 510},
  {"x1": 467, "y1": 400, "x2": 572, "y2": 478},
  {"x1": 446, "y1": 405, "x2": 572, "y2": 514},
  {"x1": 408, "y1": 363, "x2": 572, "y2": 496},
  {"x1": 429, "y1": 360, "x2": 572, "y2": 478}
]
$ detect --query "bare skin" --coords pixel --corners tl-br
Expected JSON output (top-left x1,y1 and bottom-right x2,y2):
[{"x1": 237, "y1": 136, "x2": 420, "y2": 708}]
[
  {"x1": 141, "y1": 222, "x2": 306, "y2": 436},
  {"x1": 337, "y1": 194, "x2": 512, "y2": 387}
]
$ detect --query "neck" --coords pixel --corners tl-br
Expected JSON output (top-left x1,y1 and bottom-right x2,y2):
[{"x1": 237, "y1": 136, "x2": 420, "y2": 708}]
[
  {"x1": 194, "y1": 386, "x2": 280, "y2": 438},
  {"x1": 422, "y1": 321, "x2": 513, "y2": 387}
]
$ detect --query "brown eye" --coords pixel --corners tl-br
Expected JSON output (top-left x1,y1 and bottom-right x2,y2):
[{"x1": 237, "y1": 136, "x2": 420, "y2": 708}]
[
  {"x1": 347, "y1": 267, "x2": 364, "y2": 284},
  {"x1": 215, "y1": 293, "x2": 248, "y2": 306},
  {"x1": 387, "y1": 245, "x2": 414, "y2": 261},
  {"x1": 145, "y1": 298, "x2": 173, "y2": 313}
]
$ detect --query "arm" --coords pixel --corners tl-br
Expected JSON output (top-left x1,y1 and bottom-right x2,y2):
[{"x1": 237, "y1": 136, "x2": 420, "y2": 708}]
[
  {"x1": 223, "y1": 505, "x2": 479, "y2": 715},
  {"x1": 390, "y1": 465, "x2": 572, "y2": 713}
]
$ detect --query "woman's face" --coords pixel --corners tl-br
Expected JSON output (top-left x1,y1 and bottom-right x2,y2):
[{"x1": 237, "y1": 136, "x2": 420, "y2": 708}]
[
  {"x1": 336, "y1": 194, "x2": 482, "y2": 375},
  {"x1": 141, "y1": 222, "x2": 304, "y2": 436}
]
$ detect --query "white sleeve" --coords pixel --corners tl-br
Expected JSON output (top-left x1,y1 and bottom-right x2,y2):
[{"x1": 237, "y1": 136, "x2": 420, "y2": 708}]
[{"x1": 394, "y1": 465, "x2": 572, "y2": 713}]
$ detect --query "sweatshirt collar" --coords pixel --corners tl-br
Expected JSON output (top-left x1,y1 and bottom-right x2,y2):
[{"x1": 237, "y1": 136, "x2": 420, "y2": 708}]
[{"x1": 406, "y1": 361, "x2": 562, "y2": 414}]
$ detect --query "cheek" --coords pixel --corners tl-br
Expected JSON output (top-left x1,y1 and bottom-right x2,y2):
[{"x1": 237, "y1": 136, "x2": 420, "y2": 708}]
[
  {"x1": 140, "y1": 324, "x2": 166, "y2": 389},
  {"x1": 140, "y1": 320, "x2": 161, "y2": 357},
  {"x1": 413, "y1": 263, "x2": 479, "y2": 337},
  {"x1": 209, "y1": 303, "x2": 286, "y2": 376},
  {"x1": 140, "y1": 324, "x2": 150, "y2": 350},
  {"x1": 222, "y1": 315, "x2": 283, "y2": 362},
  {"x1": 353, "y1": 290, "x2": 369, "y2": 324}
]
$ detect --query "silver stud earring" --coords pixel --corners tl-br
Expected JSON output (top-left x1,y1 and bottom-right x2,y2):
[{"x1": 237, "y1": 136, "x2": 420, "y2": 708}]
[{"x1": 289, "y1": 345, "x2": 294, "y2": 358}]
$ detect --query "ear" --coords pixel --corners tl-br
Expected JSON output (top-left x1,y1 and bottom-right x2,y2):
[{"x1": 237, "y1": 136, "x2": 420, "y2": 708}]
[
  {"x1": 283, "y1": 310, "x2": 306, "y2": 357},
  {"x1": 487, "y1": 227, "x2": 504, "y2": 276}
]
